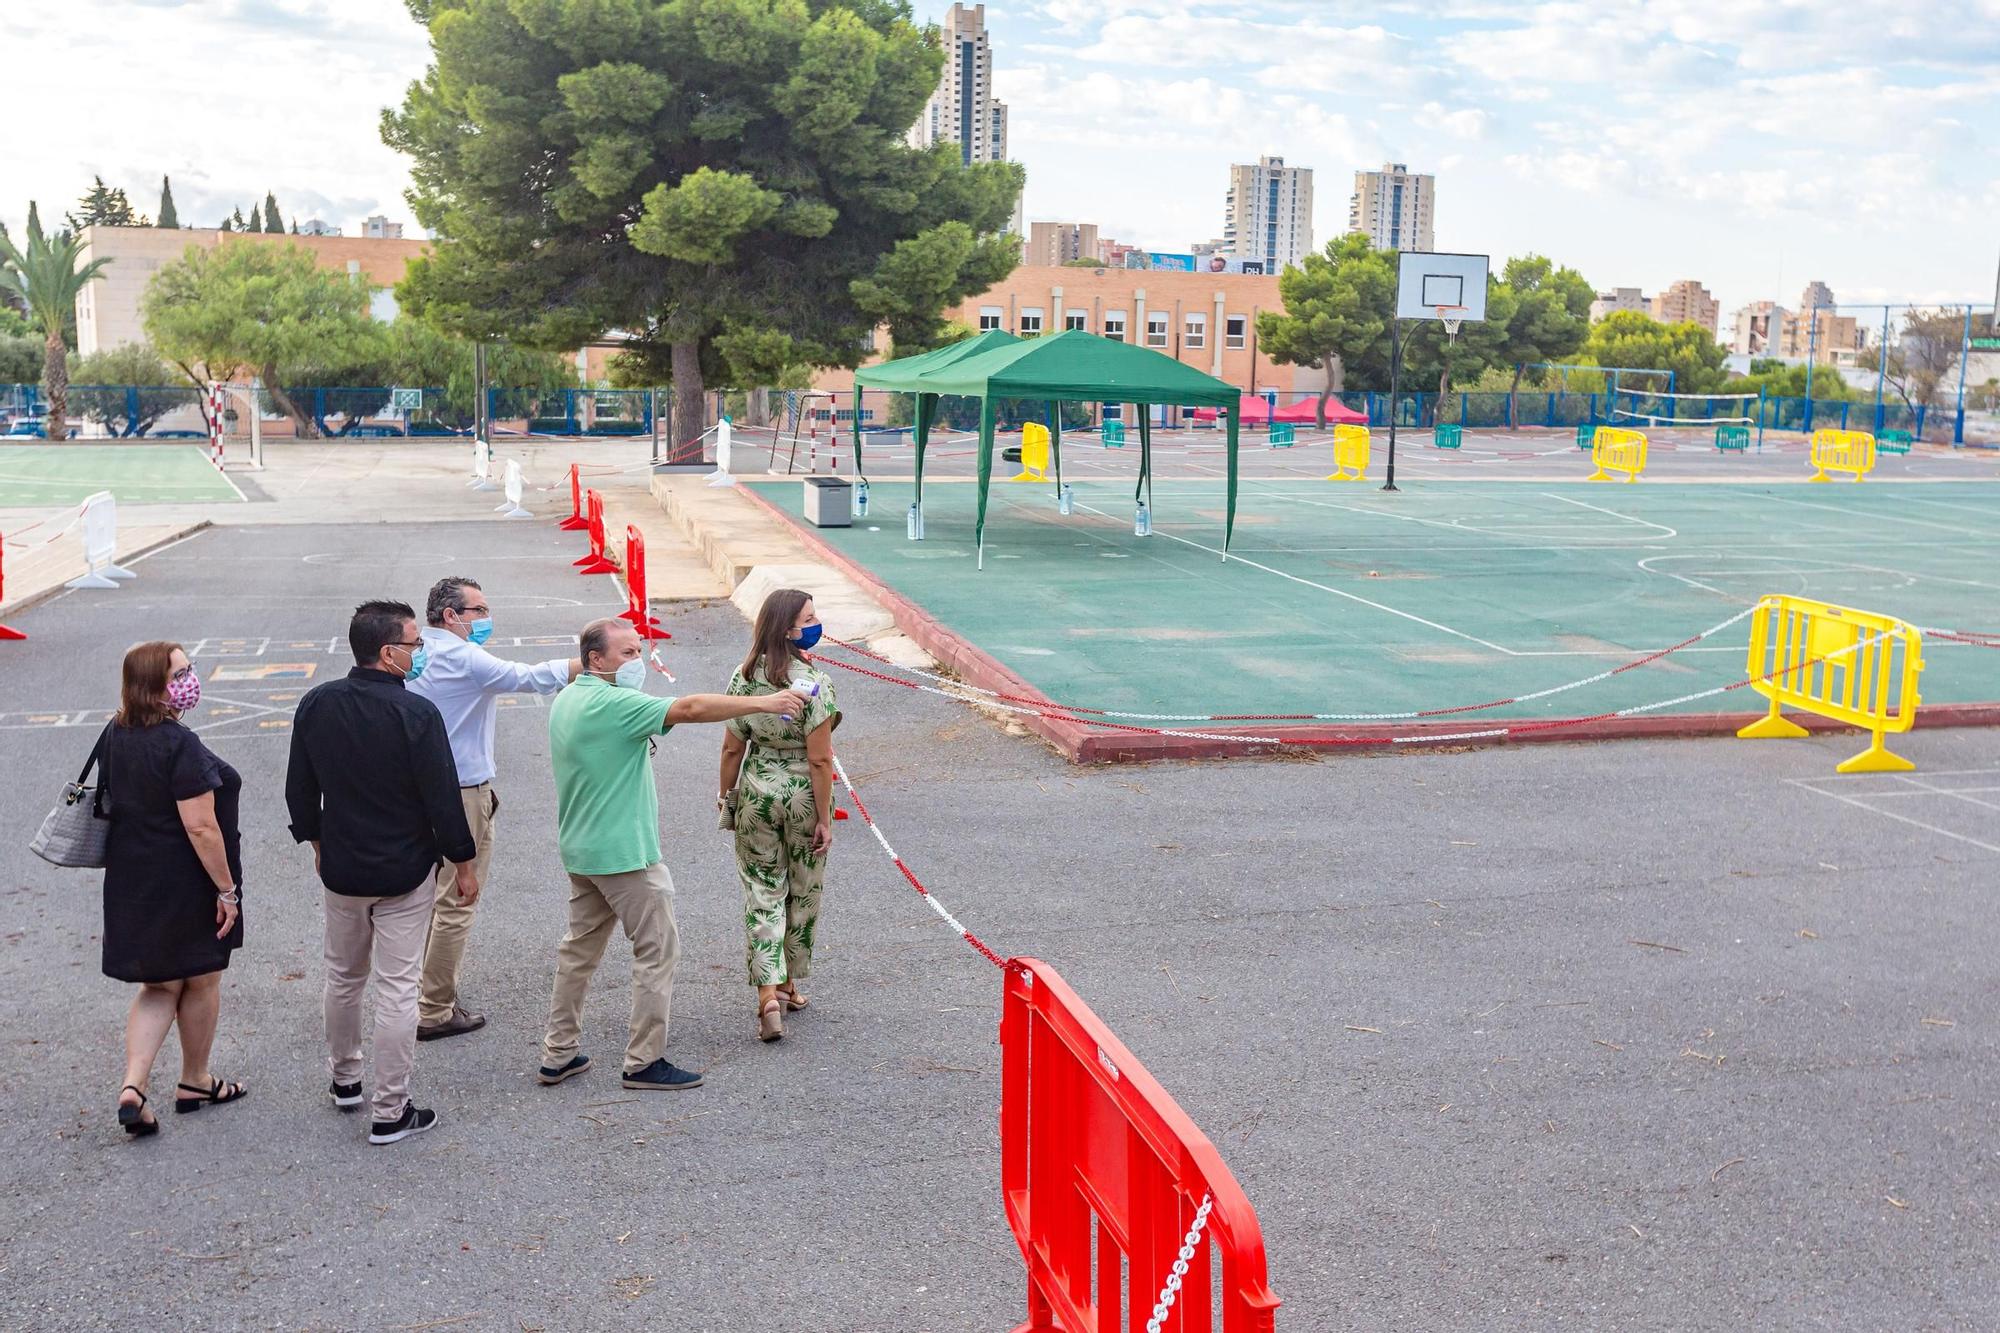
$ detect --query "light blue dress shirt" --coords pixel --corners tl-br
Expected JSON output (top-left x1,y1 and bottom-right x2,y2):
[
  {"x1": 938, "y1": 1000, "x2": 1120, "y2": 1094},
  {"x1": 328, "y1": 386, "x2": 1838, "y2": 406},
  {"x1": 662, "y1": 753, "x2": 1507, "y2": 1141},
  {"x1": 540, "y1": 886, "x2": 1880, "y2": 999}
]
[{"x1": 410, "y1": 626, "x2": 571, "y2": 786}]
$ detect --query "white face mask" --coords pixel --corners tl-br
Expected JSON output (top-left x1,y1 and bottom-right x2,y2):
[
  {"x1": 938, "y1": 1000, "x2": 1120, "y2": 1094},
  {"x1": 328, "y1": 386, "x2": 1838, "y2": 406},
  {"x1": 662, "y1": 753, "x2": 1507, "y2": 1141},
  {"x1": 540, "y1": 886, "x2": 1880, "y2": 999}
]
[{"x1": 612, "y1": 658, "x2": 648, "y2": 690}]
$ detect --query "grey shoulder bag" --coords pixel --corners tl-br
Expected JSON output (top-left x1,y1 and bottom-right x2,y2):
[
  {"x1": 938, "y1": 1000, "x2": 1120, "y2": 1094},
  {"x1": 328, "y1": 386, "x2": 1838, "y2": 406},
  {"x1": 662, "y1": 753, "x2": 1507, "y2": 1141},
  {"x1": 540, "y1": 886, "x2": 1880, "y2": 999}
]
[{"x1": 30, "y1": 724, "x2": 114, "y2": 869}]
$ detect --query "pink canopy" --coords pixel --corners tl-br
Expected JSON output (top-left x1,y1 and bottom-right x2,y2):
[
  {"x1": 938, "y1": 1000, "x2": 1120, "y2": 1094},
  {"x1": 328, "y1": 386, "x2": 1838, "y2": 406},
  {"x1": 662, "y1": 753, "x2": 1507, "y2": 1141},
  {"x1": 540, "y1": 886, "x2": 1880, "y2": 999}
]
[{"x1": 1191, "y1": 394, "x2": 1366, "y2": 426}]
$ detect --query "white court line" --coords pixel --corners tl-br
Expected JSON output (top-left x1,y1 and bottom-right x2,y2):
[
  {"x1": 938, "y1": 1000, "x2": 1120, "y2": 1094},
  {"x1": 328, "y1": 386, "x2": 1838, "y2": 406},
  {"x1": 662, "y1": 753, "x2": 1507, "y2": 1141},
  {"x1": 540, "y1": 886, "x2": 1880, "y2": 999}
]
[
  {"x1": 1541, "y1": 492, "x2": 1678, "y2": 538},
  {"x1": 1760, "y1": 491, "x2": 1977, "y2": 535},
  {"x1": 1785, "y1": 779, "x2": 2000, "y2": 855},
  {"x1": 1890, "y1": 774, "x2": 2000, "y2": 813},
  {"x1": 1791, "y1": 766, "x2": 2000, "y2": 783},
  {"x1": 1069, "y1": 499, "x2": 1520, "y2": 656}
]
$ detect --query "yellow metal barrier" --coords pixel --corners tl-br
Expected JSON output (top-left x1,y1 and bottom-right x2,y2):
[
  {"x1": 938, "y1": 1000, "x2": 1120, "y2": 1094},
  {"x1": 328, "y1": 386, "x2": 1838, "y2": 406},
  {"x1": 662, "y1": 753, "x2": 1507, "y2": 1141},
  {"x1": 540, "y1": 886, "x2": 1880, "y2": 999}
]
[
  {"x1": 1325, "y1": 424, "x2": 1371, "y2": 481},
  {"x1": 1737, "y1": 594, "x2": 1924, "y2": 773},
  {"x1": 1586, "y1": 426, "x2": 1648, "y2": 482},
  {"x1": 1010, "y1": 422, "x2": 1051, "y2": 482},
  {"x1": 1808, "y1": 428, "x2": 1875, "y2": 483}
]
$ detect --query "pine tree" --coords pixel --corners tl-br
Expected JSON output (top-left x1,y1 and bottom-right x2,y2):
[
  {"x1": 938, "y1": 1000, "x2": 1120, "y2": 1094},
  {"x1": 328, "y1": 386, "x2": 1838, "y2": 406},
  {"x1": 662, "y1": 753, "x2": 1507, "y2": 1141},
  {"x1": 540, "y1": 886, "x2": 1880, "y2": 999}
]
[
  {"x1": 156, "y1": 175, "x2": 179, "y2": 228},
  {"x1": 290, "y1": 220, "x2": 299, "y2": 235},
  {"x1": 66, "y1": 175, "x2": 147, "y2": 230},
  {"x1": 231, "y1": 207, "x2": 245, "y2": 230},
  {"x1": 262, "y1": 192, "x2": 284, "y2": 234},
  {"x1": 247, "y1": 203, "x2": 263, "y2": 232},
  {"x1": 219, "y1": 217, "x2": 233, "y2": 233}
]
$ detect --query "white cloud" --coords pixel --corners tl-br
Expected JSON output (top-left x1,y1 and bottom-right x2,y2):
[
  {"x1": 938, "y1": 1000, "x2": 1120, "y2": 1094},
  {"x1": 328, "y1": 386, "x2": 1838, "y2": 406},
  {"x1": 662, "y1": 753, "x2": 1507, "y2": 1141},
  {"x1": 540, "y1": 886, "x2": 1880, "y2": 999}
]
[{"x1": 1414, "y1": 103, "x2": 1489, "y2": 141}]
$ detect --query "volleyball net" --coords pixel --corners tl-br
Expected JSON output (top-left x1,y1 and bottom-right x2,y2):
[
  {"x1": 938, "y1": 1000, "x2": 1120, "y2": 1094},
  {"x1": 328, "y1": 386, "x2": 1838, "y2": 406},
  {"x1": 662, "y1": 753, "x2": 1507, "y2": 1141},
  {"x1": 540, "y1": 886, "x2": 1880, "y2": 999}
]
[{"x1": 1609, "y1": 389, "x2": 1761, "y2": 431}]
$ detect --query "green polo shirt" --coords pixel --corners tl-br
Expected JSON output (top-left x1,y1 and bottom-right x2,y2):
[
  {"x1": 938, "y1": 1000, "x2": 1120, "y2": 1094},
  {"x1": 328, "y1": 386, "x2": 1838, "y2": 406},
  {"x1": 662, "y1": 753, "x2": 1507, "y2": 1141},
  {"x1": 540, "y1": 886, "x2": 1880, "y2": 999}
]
[{"x1": 548, "y1": 675, "x2": 677, "y2": 875}]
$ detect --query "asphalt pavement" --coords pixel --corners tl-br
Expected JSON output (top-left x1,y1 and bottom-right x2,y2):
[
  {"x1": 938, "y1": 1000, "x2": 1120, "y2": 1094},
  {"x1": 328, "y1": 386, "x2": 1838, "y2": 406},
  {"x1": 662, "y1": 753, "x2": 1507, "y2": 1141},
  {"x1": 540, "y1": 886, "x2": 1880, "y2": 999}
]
[{"x1": 1, "y1": 519, "x2": 1996, "y2": 1331}]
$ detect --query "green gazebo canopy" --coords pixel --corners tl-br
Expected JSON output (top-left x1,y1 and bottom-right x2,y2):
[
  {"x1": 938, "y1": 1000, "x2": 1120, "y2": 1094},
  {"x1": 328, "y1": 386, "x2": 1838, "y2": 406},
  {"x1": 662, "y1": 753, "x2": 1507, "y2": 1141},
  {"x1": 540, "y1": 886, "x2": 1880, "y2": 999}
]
[{"x1": 850, "y1": 330, "x2": 1243, "y2": 564}]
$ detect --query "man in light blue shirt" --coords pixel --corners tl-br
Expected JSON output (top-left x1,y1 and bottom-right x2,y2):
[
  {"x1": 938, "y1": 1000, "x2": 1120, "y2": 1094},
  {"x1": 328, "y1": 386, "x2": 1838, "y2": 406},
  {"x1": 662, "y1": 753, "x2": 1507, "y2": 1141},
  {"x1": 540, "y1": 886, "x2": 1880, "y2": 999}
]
[{"x1": 409, "y1": 576, "x2": 580, "y2": 1041}]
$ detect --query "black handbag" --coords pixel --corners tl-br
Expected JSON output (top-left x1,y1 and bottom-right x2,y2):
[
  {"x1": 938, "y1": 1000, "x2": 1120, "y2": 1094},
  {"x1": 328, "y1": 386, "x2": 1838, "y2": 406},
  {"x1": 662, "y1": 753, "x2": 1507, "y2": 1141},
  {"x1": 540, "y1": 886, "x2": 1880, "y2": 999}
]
[{"x1": 29, "y1": 724, "x2": 114, "y2": 869}]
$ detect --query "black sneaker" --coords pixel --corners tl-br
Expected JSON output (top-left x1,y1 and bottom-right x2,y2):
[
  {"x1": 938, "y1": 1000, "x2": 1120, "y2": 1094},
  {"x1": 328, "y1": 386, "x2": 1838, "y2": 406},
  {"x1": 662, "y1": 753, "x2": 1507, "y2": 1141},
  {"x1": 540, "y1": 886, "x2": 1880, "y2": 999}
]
[
  {"x1": 330, "y1": 1080, "x2": 363, "y2": 1111},
  {"x1": 368, "y1": 1104, "x2": 437, "y2": 1146},
  {"x1": 537, "y1": 1053, "x2": 591, "y2": 1086},
  {"x1": 621, "y1": 1058, "x2": 703, "y2": 1091}
]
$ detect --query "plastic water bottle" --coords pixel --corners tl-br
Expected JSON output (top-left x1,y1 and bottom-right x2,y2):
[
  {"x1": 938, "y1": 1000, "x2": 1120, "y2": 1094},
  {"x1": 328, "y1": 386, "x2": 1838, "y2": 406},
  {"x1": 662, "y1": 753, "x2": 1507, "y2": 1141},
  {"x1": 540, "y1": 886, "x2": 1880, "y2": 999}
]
[
  {"x1": 854, "y1": 479, "x2": 870, "y2": 518},
  {"x1": 907, "y1": 502, "x2": 924, "y2": 541},
  {"x1": 1134, "y1": 502, "x2": 1151, "y2": 537},
  {"x1": 1059, "y1": 483, "x2": 1074, "y2": 515}
]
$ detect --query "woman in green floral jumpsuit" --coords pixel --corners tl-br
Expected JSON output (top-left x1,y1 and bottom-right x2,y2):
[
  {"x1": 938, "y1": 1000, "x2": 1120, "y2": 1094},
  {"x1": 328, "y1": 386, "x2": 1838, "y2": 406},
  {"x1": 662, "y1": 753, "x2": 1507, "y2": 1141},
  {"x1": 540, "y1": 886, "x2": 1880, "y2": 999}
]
[{"x1": 719, "y1": 588, "x2": 840, "y2": 1043}]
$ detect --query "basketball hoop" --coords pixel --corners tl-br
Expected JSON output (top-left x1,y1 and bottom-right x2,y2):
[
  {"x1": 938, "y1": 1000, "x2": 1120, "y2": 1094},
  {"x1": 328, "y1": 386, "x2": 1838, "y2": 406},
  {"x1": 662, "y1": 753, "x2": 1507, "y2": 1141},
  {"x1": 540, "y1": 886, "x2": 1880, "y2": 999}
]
[{"x1": 1435, "y1": 305, "x2": 1468, "y2": 339}]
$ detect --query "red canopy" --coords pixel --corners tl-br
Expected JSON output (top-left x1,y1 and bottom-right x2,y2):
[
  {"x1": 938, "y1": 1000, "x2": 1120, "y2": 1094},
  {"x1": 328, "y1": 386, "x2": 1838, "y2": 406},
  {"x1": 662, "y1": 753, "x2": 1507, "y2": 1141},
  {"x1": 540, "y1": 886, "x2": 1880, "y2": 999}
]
[
  {"x1": 1191, "y1": 394, "x2": 1366, "y2": 425},
  {"x1": 1273, "y1": 395, "x2": 1366, "y2": 425}
]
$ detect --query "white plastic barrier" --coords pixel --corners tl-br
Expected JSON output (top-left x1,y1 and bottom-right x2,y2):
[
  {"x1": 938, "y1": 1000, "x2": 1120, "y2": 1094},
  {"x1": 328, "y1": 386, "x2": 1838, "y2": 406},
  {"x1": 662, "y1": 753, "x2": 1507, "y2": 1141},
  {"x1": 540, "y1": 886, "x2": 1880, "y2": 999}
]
[
  {"x1": 706, "y1": 416, "x2": 735, "y2": 488},
  {"x1": 65, "y1": 492, "x2": 137, "y2": 590},
  {"x1": 469, "y1": 435, "x2": 495, "y2": 490},
  {"x1": 495, "y1": 459, "x2": 531, "y2": 519}
]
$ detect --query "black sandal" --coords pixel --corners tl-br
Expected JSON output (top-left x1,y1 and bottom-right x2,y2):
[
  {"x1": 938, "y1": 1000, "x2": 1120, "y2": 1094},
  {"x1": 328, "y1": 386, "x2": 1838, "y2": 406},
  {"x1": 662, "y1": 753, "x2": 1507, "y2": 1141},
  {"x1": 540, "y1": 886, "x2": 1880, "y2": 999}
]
[
  {"x1": 118, "y1": 1086, "x2": 158, "y2": 1138},
  {"x1": 174, "y1": 1077, "x2": 248, "y2": 1114}
]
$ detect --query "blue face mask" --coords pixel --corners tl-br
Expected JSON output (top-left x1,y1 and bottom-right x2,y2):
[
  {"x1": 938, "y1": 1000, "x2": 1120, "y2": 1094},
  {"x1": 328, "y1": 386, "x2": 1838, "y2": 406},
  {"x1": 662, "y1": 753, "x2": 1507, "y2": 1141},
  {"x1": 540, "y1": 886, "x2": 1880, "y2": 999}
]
[
  {"x1": 792, "y1": 623, "x2": 823, "y2": 652},
  {"x1": 402, "y1": 644, "x2": 429, "y2": 681},
  {"x1": 613, "y1": 658, "x2": 648, "y2": 690},
  {"x1": 467, "y1": 617, "x2": 493, "y2": 646}
]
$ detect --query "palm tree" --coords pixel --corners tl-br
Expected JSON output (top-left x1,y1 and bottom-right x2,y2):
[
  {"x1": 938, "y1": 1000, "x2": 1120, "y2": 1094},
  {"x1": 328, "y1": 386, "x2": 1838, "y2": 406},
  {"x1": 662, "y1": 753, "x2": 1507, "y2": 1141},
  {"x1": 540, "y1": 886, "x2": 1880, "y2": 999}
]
[{"x1": 0, "y1": 203, "x2": 111, "y2": 441}]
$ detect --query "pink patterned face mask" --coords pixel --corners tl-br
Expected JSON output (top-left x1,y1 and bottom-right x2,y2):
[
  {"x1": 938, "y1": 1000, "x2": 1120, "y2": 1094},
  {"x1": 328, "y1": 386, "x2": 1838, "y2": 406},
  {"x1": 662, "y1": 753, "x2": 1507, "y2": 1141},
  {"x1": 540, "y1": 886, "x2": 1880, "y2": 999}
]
[{"x1": 166, "y1": 667, "x2": 202, "y2": 713}]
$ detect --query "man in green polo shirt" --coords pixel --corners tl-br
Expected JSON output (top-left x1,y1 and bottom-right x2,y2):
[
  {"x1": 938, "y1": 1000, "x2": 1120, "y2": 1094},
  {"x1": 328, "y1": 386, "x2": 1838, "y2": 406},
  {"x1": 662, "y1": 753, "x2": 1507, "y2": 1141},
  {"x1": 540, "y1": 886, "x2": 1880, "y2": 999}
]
[{"x1": 538, "y1": 618, "x2": 806, "y2": 1092}]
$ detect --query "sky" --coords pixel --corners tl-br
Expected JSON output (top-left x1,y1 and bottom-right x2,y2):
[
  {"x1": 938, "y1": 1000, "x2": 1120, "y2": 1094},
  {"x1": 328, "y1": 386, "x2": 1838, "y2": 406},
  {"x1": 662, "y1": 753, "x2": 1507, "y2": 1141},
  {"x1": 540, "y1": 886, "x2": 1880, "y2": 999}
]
[{"x1": 9, "y1": 0, "x2": 1998, "y2": 325}]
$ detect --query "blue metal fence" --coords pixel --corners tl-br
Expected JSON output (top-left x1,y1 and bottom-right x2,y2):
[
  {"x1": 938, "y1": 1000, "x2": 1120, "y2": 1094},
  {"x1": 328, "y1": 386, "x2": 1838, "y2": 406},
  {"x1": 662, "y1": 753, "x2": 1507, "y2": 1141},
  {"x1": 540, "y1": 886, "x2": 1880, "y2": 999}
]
[
  {"x1": 0, "y1": 385, "x2": 659, "y2": 439},
  {"x1": 0, "y1": 382, "x2": 1978, "y2": 446}
]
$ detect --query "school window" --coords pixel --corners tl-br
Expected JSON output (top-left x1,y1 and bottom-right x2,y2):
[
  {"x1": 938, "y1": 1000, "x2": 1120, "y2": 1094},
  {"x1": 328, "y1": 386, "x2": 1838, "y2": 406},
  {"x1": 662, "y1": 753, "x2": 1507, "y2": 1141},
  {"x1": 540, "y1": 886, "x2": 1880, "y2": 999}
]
[
  {"x1": 1184, "y1": 314, "x2": 1205, "y2": 350},
  {"x1": 1103, "y1": 311, "x2": 1127, "y2": 341},
  {"x1": 1019, "y1": 307, "x2": 1044, "y2": 336},
  {"x1": 978, "y1": 306, "x2": 1002, "y2": 332},
  {"x1": 1065, "y1": 309, "x2": 1087, "y2": 331},
  {"x1": 1226, "y1": 315, "x2": 1247, "y2": 349},
  {"x1": 1145, "y1": 312, "x2": 1169, "y2": 347}
]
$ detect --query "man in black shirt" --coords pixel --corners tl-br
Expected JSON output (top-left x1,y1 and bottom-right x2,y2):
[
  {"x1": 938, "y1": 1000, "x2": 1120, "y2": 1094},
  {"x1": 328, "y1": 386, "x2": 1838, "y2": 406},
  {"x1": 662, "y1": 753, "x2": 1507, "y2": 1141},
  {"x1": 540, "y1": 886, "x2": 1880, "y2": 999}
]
[{"x1": 286, "y1": 600, "x2": 479, "y2": 1146}]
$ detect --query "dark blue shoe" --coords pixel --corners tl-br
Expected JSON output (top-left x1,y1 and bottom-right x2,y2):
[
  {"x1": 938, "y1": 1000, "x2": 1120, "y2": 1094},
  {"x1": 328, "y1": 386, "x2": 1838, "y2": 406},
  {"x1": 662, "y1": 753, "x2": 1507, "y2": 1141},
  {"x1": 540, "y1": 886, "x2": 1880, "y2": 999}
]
[
  {"x1": 537, "y1": 1053, "x2": 591, "y2": 1086},
  {"x1": 621, "y1": 1058, "x2": 703, "y2": 1091}
]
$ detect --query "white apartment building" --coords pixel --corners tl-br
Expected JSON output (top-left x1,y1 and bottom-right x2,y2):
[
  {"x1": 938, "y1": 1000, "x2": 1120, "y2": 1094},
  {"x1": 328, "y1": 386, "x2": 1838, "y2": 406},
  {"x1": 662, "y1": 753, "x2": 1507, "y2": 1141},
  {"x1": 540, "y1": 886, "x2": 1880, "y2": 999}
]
[
  {"x1": 1347, "y1": 162, "x2": 1434, "y2": 253},
  {"x1": 1220, "y1": 156, "x2": 1313, "y2": 272},
  {"x1": 1590, "y1": 287, "x2": 1649, "y2": 322}
]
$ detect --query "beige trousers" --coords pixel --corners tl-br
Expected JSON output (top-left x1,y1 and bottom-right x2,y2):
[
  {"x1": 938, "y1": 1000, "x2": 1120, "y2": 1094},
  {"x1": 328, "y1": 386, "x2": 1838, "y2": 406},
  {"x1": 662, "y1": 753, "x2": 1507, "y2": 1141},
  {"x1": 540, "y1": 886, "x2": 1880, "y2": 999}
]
[
  {"x1": 324, "y1": 881, "x2": 432, "y2": 1123},
  {"x1": 419, "y1": 783, "x2": 498, "y2": 1025},
  {"x1": 541, "y1": 861, "x2": 681, "y2": 1075}
]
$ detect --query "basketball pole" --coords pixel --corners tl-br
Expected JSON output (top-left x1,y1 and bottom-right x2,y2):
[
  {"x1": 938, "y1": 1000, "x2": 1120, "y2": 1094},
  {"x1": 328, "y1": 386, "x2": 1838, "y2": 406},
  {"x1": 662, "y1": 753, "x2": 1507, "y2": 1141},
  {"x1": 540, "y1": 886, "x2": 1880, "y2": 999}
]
[{"x1": 1382, "y1": 316, "x2": 1402, "y2": 493}]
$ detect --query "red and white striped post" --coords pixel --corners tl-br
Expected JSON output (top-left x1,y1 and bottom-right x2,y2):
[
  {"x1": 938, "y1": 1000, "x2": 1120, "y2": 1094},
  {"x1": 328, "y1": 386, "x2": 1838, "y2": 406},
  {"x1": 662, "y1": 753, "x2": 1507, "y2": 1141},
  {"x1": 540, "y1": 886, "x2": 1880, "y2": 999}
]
[{"x1": 205, "y1": 383, "x2": 226, "y2": 471}]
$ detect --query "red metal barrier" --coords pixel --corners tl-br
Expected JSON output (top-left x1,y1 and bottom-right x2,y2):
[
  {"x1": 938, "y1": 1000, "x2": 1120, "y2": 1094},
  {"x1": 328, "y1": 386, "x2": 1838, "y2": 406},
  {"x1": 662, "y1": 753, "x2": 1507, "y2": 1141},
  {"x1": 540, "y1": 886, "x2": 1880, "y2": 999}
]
[
  {"x1": 1002, "y1": 958, "x2": 1279, "y2": 1333},
  {"x1": 558, "y1": 464, "x2": 589, "y2": 532},
  {"x1": 619, "y1": 525, "x2": 670, "y2": 640},
  {"x1": 0, "y1": 534, "x2": 26, "y2": 640},
  {"x1": 573, "y1": 490, "x2": 616, "y2": 575}
]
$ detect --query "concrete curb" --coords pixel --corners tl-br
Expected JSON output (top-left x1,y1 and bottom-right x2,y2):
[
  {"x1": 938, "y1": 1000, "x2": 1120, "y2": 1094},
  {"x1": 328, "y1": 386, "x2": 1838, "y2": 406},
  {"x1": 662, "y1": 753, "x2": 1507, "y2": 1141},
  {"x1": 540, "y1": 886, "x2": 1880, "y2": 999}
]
[
  {"x1": 0, "y1": 520, "x2": 213, "y2": 625},
  {"x1": 736, "y1": 487, "x2": 2000, "y2": 765}
]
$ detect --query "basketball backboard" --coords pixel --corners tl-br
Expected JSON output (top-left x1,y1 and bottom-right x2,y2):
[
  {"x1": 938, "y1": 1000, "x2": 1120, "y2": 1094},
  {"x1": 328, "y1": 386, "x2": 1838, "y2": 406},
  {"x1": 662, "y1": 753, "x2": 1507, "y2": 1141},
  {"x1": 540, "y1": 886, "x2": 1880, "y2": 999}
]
[{"x1": 1395, "y1": 252, "x2": 1489, "y2": 322}]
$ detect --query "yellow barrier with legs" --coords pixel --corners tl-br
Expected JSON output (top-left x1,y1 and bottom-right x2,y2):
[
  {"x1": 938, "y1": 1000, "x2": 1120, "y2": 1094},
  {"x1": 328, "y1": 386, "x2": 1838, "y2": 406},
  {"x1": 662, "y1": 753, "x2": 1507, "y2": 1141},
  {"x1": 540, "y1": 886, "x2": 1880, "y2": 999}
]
[
  {"x1": 1737, "y1": 594, "x2": 1924, "y2": 773},
  {"x1": 1808, "y1": 428, "x2": 1874, "y2": 483},
  {"x1": 1586, "y1": 426, "x2": 1648, "y2": 482},
  {"x1": 1325, "y1": 424, "x2": 1371, "y2": 481},
  {"x1": 1010, "y1": 422, "x2": 1051, "y2": 482}
]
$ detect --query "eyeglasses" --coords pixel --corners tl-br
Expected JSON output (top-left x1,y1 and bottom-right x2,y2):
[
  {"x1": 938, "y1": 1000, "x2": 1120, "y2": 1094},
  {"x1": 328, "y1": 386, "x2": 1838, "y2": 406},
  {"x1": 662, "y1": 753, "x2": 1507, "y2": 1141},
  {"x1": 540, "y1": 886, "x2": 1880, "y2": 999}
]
[
  {"x1": 457, "y1": 604, "x2": 490, "y2": 617},
  {"x1": 392, "y1": 640, "x2": 422, "y2": 651},
  {"x1": 170, "y1": 664, "x2": 198, "y2": 681}
]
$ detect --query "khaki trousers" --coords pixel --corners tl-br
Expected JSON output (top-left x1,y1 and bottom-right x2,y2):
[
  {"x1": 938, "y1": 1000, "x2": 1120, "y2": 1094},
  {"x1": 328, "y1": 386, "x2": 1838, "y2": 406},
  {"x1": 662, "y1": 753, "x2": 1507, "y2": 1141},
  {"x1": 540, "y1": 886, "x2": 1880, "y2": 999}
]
[
  {"x1": 541, "y1": 862, "x2": 680, "y2": 1075},
  {"x1": 324, "y1": 881, "x2": 432, "y2": 1123},
  {"x1": 419, "y1": 783, "x2": 498, "y2": 1025}
]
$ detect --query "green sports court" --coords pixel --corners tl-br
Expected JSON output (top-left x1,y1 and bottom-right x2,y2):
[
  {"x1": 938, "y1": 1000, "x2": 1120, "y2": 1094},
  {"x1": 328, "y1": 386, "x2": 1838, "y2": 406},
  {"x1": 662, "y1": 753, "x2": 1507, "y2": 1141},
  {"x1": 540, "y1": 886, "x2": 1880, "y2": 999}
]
[
  {"x1": 0, "y1": 443, "x2": 244, "y2": 507},
  {"x1": 749, "y1": 477, "x2": 2000, "y2": 729}
]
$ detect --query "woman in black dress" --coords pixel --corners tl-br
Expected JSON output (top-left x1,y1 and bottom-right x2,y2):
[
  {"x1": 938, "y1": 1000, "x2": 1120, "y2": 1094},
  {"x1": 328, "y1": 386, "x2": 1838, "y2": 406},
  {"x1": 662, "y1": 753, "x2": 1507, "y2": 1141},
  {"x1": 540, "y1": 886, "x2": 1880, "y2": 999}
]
[{"x1": 104, "y1": 641, "x2": 246, "y2": 1137}]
